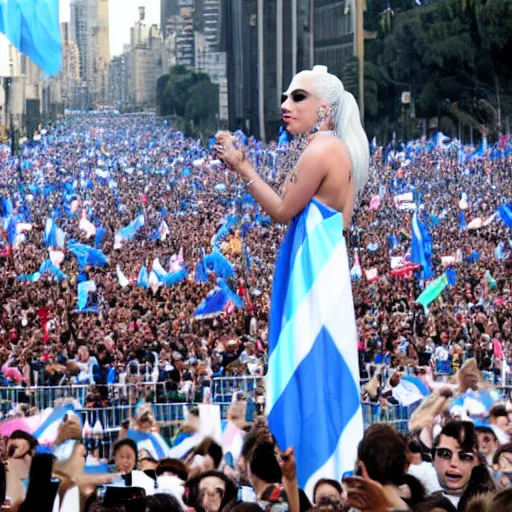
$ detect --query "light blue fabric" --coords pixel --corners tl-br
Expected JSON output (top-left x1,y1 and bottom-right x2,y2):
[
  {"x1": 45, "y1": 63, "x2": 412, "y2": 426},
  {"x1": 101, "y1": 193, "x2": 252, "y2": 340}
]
[
  {"x1": 0, "y1": 0, "x2": 62, "y2": 76},
  {"x1": 194, "y1": 278, "x2": 243, "y2": 319},
  {"x1": 77, "y1": 280, "x2": 98, "y2": 312},
  {"x1": 68, "y1": 240, "x2": 108, "y2": 270},
  {"x1": 118, "y1": 214, "x2": 144, "y2": 241},
  {"x1": 137, "y1": 266, "x2": 150, "y2": 288},
  {"x1": 266, "y1": 199, "x2": 363, "y2": 494}
]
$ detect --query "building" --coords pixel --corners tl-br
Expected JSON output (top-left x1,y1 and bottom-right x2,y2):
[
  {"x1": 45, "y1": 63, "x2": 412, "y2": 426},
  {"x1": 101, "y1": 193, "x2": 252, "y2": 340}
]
[
  {"x1": 219, "y1": 0, "x2": 356, "y2": 140},
  {"x1": 96, "y1": 0, "x2": 111, "y2": 104},
  {"x1": 108, "y1": 54, "x2": 129, "y2": 108},
  {"x1": 126, "y1": 9, "x2": 164, "y2": 107},
  {"x1": 176, "y1": 1, "x2": 196, "y2": 69},
  {"x1": 70, "y1": 0, "x2": 88, "y2": 81},
  {"x1": 161, "y1": 0, "x2": 180, "y2": 38},
  {"x1": 313, "y1": 0, "x2": 354, "y2": 79},
  {"x1": 70, "y1": 0, "x2": 111, "y2": 106},
  {"x1": 219, "y1": 0, "x2": 312, "y2": 140},
  {"x1": 195, "y1": 0, "x2": 221, "y2": 50}
]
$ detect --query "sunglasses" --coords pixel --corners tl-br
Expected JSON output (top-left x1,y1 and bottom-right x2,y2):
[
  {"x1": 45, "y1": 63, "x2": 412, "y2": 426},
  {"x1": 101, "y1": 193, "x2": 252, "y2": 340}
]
[
  {"x1": 435, "y1": 447, "x2": 476, "y2": 464},
  {"x1": 480, "y1": 436, "x2": 495, "y2": 444},
  {"x1": 281, "y1": 90, "x2": 310, "y2": 105}
]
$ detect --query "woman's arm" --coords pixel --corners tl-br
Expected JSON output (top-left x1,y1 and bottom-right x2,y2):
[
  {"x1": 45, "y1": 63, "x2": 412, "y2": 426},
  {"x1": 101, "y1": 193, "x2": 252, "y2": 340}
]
[{"x1": 218, "y1": 134, "x2": 330, "y2": 224}]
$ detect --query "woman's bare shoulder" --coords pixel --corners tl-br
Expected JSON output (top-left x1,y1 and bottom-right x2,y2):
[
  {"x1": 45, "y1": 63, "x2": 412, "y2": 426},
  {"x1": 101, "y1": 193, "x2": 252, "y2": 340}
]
[{"x1": 306, "y1": 133, "x2": 351, "y2": 162}]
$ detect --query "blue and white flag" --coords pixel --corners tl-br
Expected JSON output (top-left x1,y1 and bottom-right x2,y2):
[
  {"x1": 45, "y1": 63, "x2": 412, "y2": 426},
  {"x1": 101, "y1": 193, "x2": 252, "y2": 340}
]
[
  {"x1": 77, "y1": 280, "x2": 98, "y2": 313},
  {"x1": 137, "y1": 266, "x2": 149, "y2": 288},
  {"x1": 116, "y1": 265, "x2": 130, "y2": 287},
  {"x1": 68, "y1": 240, "x2": 108, "y2": 270},
  {"x1": 194, "y1": 278, "x2": 243, "y2": 319},
  {"x1": 44, "y1": 217, "x2": 66, "y2": 248},
  {"x1": 32, "y1": 404, "x2": 76, "y2": 445},
  {"x1": 195, "y1": 250, "x2": 234, "y2": 282},
  {"x1": 19, "y1": 259, "x2": 68, "y2": 282},
  {"x1": 266, "y1": 199, "x2": 362, "y2": 495},
  {"x1": 0, "y1": 0, "x2": 62, "y2": 76},
  {"x1": 459, "y1": 210, "x2": 466, "y2": 232},
  {"x1": 115, "y1": 214, "x2": 145, "y2": 248},
  {"x1": 499, "y1": 204, "x2": 512, "y2": 228},
  {"x1": 411, "y1": 211, "x2": 433, "y2": 279},
  {"x1": 151, "y1": 257, "x2": 187, "y2": 286},
  {"x1": 150, "y1": 220, "x2": 170, "y2": 242},
  {"x1": 126, "y1": 429, "x2": 171, "y2": 460}
]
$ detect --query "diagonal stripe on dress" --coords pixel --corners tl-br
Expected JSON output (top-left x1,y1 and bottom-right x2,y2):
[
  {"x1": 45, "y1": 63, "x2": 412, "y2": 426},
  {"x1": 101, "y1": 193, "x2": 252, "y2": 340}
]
[{"x1": 266, "y1": 198, "x2": 363, "y2": 497}]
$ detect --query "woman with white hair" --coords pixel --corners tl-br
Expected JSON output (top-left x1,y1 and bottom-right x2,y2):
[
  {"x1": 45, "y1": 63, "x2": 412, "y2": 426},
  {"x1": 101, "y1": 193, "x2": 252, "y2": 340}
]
[{"x1": 215, "y1": 66, "x2": 369, "y2": 494}]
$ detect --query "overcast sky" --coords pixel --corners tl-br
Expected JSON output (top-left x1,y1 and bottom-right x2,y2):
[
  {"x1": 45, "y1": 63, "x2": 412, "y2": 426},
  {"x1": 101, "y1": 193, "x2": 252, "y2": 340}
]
[{"x1": 60, "y1": 0, "x2": 161, "y2": 56}]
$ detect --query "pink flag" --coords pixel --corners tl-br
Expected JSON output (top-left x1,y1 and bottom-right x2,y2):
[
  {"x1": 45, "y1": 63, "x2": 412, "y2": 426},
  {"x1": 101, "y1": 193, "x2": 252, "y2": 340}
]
[{"x1": 369, "y1": 195, "x2": 381, "y2": 211}]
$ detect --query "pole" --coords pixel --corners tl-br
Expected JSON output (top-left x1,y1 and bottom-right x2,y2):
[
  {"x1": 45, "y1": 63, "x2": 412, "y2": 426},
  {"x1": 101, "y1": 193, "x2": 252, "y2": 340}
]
[
  {"x1": 310, "y1": 0, "x2": 315, "y2": 68},
  {"x1": 355, "y1": 0, "x2": 365, "y2": 123},
  {"x1": 257, "y1": 0, "x2": 266, "y2": 142},
  {"x1": 291, "y1": 0, "x2": 297, "y2": 76}
]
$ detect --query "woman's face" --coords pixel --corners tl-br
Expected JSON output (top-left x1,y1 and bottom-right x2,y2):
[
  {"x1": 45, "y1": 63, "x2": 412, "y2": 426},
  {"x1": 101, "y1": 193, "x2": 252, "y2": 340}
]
[
  {"x1": 115, "y1": 445, "x2": 137, "y2": 473},
  {"x1": 198, "y1": 475, "x2": 226, "y2": 512},
  {"x1": 281, "y1": 73, "x2": 321, "y2": 135}
]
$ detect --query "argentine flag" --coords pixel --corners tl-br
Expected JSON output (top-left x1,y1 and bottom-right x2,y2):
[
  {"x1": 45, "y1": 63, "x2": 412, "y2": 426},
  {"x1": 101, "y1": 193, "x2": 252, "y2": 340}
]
[{"x1": 266, "y1": 199, "x2": 362, "y2": 497}]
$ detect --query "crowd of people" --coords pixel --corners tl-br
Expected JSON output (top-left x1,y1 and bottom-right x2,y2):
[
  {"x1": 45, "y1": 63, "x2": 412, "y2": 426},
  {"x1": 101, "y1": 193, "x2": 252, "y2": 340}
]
[
  {"x1": 0, "y1": 113, "x2": 511, "y2": 510},
  {"x1": 3, "y1": 382, "x2": 512, "y2": 511},
  {"x1": 0, "y1": 114, "x2": 509, "y2": 403}
]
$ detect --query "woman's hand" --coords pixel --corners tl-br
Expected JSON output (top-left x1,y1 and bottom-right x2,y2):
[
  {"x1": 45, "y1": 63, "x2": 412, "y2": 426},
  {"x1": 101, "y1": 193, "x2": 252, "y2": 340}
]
[{"x1": 214, "y1": 132, "x2": 245, "y2": 171}]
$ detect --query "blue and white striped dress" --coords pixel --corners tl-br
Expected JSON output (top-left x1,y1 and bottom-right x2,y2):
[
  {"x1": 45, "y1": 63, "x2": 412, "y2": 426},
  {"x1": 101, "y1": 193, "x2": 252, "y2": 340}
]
[{"x1": 266, "y1": 198, "x2": 363, "y2": 496}]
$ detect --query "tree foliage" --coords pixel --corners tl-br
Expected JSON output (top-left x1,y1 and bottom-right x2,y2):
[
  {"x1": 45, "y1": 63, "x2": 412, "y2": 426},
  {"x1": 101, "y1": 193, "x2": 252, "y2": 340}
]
[
  {"x1": 158, "y1": 66, "x2": 219, "y2": 139},
  {"x1": 364, "y1": 0, "x2": 512, "y2": 141}
]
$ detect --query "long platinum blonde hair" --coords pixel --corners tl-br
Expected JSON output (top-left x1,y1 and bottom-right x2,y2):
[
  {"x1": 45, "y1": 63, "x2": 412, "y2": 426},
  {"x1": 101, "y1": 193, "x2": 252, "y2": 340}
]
[{"x1": 303, "y1": 65, "x2": 369, "y2": 196}]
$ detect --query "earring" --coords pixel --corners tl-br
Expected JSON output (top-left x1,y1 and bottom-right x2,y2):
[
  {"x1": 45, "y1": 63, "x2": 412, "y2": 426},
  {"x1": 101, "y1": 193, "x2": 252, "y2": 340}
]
[{"x1": 312, "y1": 108, "x2": 326, "y2": 134}]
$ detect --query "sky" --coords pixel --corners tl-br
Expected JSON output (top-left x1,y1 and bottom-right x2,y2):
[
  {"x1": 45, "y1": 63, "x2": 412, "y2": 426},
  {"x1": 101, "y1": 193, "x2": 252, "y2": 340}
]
[{"x1": 60, "y1": 0, "x2": 161, "y2": 56}]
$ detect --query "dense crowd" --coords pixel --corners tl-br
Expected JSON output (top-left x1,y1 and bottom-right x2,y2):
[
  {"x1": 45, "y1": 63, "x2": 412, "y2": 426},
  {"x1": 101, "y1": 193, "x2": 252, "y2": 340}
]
[
  {"x1": 0, "y1": 114, "x2": 512, "y2": 510},
  {"x1": 0, "y1": 115, "x2": 510, "y2": 403}
]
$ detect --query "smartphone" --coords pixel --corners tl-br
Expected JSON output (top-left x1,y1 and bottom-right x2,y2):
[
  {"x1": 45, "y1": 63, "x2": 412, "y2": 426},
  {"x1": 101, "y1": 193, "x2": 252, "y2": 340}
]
[
  {"x1": 238, "y1": 486, "x2": 257, "y2": 503},
  {"x1": 0, "y1": 462, "x2": 5, "y2": 505}
]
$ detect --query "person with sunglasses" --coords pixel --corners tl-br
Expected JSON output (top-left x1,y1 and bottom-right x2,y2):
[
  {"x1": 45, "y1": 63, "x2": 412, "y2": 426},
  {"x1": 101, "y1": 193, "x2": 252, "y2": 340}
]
[
  {"x1": 214, "y1": 65, "x2": 369, "y2": 494},
  {"x1": 475, "y1": 425, "x2": 500, "y2": 469},
  {"x1": 431, "y1": 420, "x2": 495, "y2": 511}
]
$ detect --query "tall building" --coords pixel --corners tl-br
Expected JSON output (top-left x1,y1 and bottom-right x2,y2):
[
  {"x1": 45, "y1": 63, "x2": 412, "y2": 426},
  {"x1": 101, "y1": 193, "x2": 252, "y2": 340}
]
[
  {"x1": 176, "y1": 0, "x2": 195, "y2": 69},
  {"x1": 313, "y1": 0, "x2": 354, "y2": 79},
  {"x1": 195, "y1": 0, "x2": 221, "y2": 50},
  {"x1": 219, "y1": 0, "x2": 312, "y2": 140},
  {"x1": 96, "y1": 0, "x2": 111, "y2": 104},
  {"x1": 161, "y1": 0, "x2": 180, "y2": 38},
  {"x1": 70, "y1": 0, "x2": 88, "y2": 81},
  {"x1": 70, "y1": 0, "x2": 111, "y2": 106},
  {"x1": 109, "y1": 54, "x2": 129, "y2": 107},
  {"x1": 125, "y1": 9, "x2": 164, "y2": 107}
]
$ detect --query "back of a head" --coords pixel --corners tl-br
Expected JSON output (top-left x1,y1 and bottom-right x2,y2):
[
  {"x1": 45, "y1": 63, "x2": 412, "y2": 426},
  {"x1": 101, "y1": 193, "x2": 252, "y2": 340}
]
[
  {"x1": 19, "y1": 453, "x2": 57, "y2": 512},
  {"x1": 357, "y1": 423, "x2": 407, "y2": 486},
  {"x1": 307, "y1": 65, "x2": 369, "y2": 197},
  {"x1": 492, "y1": 487, "x2": 512, "y2": 510}
]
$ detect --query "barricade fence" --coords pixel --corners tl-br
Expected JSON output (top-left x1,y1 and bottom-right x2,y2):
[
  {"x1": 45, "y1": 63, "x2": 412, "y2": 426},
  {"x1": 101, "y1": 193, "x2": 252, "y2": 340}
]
[{"x1": 1, "y1": 377, "x2": 511, "y2": 448}]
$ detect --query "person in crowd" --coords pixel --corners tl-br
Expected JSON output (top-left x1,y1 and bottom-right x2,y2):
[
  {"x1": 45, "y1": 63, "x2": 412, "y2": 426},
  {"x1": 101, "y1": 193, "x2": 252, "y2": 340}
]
[{"x1": 431, "y1": 420, "x2": 495, "y2": 510}]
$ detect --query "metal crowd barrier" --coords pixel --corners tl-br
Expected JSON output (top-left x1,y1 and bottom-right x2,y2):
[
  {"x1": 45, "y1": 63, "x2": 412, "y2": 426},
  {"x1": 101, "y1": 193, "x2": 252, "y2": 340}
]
[
  {"x1": 212, "y1": 376, "x2": 265, "y2": 403},
  {"x1": 0, "y1": 382, "x2": 168, "y2": 412},
  {"x1": 361, "y1": 401, "x2": 421, "y2": 433}
]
